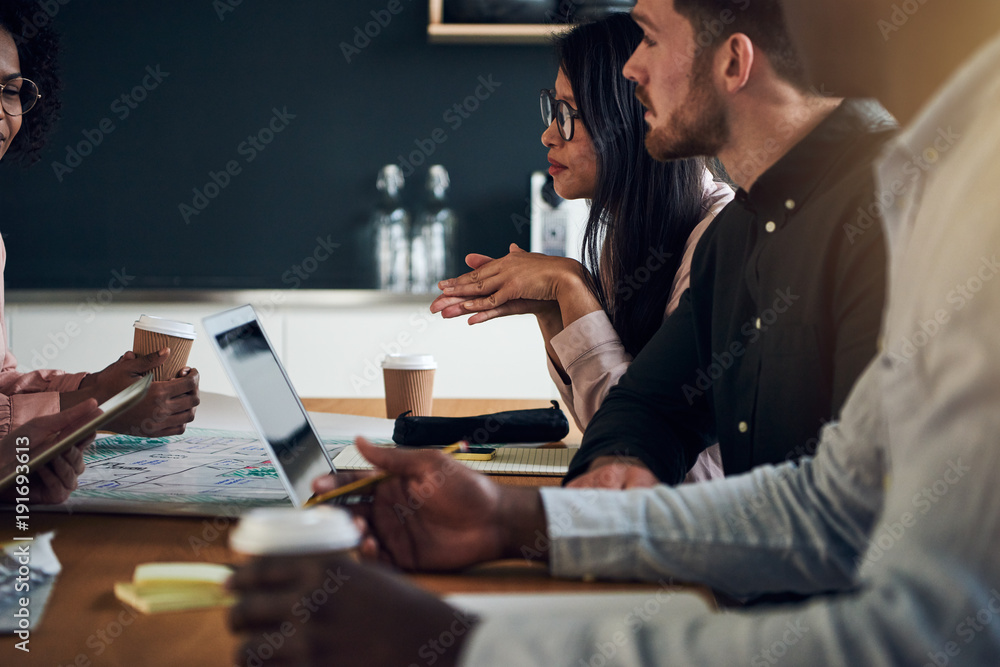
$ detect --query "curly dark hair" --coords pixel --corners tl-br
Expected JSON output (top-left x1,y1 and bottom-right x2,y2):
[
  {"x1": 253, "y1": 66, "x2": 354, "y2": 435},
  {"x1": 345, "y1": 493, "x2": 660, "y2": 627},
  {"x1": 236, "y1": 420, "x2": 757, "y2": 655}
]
[{"x1": 0, "y1": 0, "x2": 62, "y2": 166}]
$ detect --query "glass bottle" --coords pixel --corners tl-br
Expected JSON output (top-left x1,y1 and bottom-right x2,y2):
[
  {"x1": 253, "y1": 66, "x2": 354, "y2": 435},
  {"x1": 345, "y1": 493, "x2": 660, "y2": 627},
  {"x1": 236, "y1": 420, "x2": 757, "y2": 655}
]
[
  {"x1": 411, "y1": 165, "x2": 457, "y2": 293},
  {"x1": 372, "y1": 165, "x2": 410, "y2": 292}
]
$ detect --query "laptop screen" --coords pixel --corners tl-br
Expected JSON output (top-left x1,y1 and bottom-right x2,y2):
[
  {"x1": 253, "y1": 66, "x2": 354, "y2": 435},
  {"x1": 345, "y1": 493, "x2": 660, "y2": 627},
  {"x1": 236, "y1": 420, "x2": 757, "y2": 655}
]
[{"x1": 210, "y1": 313, "x2": 333, "y2": 506}]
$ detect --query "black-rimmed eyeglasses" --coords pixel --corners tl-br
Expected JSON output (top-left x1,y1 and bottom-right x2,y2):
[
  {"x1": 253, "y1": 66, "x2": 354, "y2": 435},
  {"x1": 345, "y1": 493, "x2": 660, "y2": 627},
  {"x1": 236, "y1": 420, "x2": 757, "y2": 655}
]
[
  {"x1": 0, "y1": 77, "x2": 41, "y2": 117},
  {"x1": 540, "y1": 89, "x2": 581, "y2": 142}
]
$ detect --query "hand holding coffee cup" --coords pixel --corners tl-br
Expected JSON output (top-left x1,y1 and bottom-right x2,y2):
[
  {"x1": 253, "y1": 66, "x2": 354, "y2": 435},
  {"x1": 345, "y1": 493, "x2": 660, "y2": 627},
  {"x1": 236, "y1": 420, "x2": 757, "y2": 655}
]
[
  {"x1": 132, "y1": 315, "x2": 197, "y2": 381},
  {"x1": 228, "y1": 508, "x2": 363, "y2": 637},
  {"x1": 229, "y1": 507, "x2": 459, "y2": 667}
]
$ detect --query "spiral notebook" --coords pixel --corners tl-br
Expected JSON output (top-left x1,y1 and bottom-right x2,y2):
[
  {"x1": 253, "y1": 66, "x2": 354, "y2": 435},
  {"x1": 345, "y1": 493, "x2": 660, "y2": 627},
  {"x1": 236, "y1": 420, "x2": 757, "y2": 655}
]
[{"x1": 331, "y1": 445, "x2": 572, "y2": 476}]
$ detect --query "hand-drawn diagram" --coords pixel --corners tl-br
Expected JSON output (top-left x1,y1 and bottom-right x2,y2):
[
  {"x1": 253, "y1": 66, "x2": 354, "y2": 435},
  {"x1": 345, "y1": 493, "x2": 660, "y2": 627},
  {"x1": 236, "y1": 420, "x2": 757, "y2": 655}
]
[{"x1": 54, "y1": 428, "x2": 390, "y2": 516}]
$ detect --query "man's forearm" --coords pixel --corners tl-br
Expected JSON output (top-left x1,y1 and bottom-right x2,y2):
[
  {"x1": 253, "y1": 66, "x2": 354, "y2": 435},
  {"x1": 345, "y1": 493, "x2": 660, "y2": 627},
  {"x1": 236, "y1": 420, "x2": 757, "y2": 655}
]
[{"x1": 568, "y1": 294, "x2": 714, "y2": 484}]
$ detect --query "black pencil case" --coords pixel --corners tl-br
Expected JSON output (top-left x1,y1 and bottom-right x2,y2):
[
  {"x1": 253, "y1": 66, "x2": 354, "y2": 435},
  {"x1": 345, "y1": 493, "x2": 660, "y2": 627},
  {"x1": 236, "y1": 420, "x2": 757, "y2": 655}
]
[{"x1": 392, "y1": 401, "x2": 570, "y2": 447}]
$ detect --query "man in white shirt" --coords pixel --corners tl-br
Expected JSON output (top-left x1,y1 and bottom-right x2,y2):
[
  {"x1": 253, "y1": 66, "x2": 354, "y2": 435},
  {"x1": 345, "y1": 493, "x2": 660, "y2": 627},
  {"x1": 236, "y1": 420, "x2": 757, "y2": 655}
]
[{"x1": 229, "y1": 1, "x2": 1000, "y2": 665}]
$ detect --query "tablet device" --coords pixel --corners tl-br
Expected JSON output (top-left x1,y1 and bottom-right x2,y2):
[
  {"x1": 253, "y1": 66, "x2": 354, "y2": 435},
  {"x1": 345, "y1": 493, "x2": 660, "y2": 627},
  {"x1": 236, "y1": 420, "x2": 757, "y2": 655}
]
[
  {"x1": 0, "y1": 374, "x2": 152, "y2": 492},
  {"x1": 203, "y1": 305, "x2": 335, "y2": 507}
]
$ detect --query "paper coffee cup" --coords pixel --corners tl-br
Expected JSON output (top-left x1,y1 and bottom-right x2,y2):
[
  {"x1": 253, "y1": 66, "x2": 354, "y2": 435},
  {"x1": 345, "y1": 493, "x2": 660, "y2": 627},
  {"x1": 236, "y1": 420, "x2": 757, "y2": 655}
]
[
  {"x1": 132, "y1": 315, "x2": 197, "y2": 381},
  {"x1": 382, "y1": 354, "x2": 436, "y2": 419},
  {"x1": 229, "y1": 507, "x2": 361, "y2": 558}
]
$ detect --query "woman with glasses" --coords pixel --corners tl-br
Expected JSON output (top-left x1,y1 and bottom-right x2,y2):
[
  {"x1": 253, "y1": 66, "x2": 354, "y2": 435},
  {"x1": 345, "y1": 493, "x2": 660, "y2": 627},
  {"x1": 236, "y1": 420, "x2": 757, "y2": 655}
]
[
  {"x1": 0, "y1": 3, "x2": 103, "y2": 504},
  {"x1": 431, "y1": 14, "x2": 733, "y2": 483},
  {"x1": 0, "y1": 2, "x2": 200, "y2": 503}
]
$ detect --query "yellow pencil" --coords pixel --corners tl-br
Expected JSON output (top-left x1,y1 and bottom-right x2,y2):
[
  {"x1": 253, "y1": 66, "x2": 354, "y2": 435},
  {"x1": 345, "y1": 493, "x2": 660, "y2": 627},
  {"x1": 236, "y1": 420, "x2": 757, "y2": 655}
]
[{"x1": 304, "y1": 441, "x2": 467, "y2": 508}]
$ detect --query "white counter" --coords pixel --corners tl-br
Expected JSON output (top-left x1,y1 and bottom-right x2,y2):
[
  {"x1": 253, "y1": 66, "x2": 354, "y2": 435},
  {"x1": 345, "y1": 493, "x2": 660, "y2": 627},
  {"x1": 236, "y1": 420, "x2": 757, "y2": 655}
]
[{"x1": 5, "y1": 290, "x2": 557, "y2": 399}]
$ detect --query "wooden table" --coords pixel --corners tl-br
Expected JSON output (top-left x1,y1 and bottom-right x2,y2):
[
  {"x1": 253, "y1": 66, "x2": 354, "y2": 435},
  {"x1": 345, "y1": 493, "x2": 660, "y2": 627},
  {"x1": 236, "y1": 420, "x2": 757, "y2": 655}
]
[{"x1": 0, "y1": 400, "x2": 708, "y2": 666}]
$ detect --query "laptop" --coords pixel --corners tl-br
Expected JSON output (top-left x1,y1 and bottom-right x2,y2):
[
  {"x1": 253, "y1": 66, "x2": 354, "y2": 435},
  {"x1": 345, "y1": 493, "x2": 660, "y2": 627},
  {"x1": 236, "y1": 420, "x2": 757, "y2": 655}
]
[{"x1": 203, "y1": 304, "x2": 335, "y2": 507}]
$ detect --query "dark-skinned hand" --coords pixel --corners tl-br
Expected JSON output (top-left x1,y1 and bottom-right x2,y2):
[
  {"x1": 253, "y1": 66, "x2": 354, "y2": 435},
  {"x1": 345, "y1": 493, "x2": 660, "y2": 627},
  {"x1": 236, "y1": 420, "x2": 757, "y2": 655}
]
[
  {"x1": 312, "y1": 438, "x2": 548, "y2": 573},
  {"x1": 566, "y1": 455, "x2": 659, "y2": 490},
  {"x1": 229, "y1": 555, "x2": 474, "y2": 667},
  {"x1": 71, "y1": 349, "x2": 200, "y2": 437},
  {"x1": 430, "y1": 245, "x2": 572, "y2": 324},
  {"x1": 312, "y1": 438, "x2": 508, "y2": 571},
  {"x1": 0, "y1": 399, "x2": 102, "y2": 505}
]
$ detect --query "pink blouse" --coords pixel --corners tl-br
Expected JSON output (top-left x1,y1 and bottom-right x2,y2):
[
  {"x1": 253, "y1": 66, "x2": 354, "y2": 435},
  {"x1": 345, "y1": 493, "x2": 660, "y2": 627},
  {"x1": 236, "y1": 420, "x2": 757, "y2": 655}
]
[
  {"x1": 548, "y1": 171, "x2": 735, "y2": 482},
  {"x1": 0, "y1": 235, "x2": 87, "y2": 436}
]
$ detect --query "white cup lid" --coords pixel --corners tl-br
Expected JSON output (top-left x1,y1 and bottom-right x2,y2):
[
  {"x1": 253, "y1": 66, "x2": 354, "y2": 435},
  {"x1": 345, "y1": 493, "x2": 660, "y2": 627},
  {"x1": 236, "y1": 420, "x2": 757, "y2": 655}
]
[
  {"x1": 133, "y1": 314, "x2": 197, "y2": 339},
  {"x1": 230, "y1": 507, "x2": 361, "y2": 556},
  {"x1": 382, "y1": 354, "x2": 436, "y2": 370}
]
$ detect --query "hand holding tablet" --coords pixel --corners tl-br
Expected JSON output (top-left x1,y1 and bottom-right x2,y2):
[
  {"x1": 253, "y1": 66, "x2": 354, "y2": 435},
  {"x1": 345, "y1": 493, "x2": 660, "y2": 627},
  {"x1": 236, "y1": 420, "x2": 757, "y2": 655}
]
[{"x1": 0, "y1": 375, "x2": 152, "y2": 503}]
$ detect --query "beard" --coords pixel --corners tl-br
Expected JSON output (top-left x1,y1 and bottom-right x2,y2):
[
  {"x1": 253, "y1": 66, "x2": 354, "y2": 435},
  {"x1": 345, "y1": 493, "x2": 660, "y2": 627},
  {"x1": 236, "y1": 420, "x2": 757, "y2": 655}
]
[{"x1": 645, "y1": 55, "x2": 729, "y2": 162}]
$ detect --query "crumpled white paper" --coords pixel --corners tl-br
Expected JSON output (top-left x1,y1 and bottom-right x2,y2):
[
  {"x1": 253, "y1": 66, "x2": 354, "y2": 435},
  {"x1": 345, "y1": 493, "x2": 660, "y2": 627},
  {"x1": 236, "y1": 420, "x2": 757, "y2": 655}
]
[{"x1": 0, "y1": 531, "x2": 61, "y2": 634}]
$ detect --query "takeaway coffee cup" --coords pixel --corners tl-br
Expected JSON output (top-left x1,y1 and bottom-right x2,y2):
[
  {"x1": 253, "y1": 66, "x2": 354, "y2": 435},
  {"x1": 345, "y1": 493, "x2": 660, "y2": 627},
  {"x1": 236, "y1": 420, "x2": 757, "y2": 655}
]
[
  {"x1": 132, "y1": 315, "x2": 197, "y2": 381},
  {"x1": 382, "y1": 354, "x2": 436, "y2": 419},
  {"x1": 229, "y1": 507, "x2": 361, "y2": 559}
]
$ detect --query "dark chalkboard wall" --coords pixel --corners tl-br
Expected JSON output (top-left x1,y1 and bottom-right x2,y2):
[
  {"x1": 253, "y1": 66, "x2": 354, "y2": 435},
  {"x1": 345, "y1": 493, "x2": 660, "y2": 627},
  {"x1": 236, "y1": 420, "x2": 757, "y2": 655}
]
[{"x1": 2, "y1": 1, "x2": 555, "y2": 289}]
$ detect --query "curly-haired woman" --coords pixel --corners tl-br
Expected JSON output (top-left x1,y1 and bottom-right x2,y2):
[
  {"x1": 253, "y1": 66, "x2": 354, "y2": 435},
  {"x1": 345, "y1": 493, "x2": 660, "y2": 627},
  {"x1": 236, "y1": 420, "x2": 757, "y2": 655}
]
[{"x1": 0, "y1": 3, "x2": 200, "y2": 502}]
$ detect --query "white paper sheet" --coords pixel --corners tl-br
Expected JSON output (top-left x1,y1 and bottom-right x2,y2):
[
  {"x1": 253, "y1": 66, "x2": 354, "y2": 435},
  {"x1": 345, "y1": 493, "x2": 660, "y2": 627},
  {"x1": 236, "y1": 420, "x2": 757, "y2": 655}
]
[
  {"x1": 445, "y1": 591, "x2": 712, "y2": 618},
  {"x1": 193, "y1": 392, "x2": 395, "y2": 441}
]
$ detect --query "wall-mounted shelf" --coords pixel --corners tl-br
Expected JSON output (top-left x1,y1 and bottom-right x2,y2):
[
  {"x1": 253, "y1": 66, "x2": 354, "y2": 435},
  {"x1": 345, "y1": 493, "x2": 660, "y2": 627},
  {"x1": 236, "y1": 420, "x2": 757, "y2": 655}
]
[{"x1": 428, "y1": 0, "x2": 572, "y2": 44}]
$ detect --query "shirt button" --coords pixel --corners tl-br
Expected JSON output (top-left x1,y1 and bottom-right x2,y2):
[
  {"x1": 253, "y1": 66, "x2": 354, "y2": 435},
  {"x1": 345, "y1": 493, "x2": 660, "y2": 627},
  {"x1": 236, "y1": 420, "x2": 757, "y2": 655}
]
[
  {"x1": 738, "y1": 421, "x2": 749, "y2": 433},
  {"x1": 765, "y1": 221, "x2": 777, "y2": 233},
  {"x1": 755, "y1": 318, "x2": 762, "y2": 329},
  {"x1": 785, "y1": 199, "x2": 796, "y2": 210}
]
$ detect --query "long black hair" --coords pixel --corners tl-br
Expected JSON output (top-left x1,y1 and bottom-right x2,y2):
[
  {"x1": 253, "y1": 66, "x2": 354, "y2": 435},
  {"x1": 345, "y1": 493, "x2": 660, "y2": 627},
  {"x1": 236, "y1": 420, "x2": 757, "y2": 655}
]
[
  {"x1": 555, "y1": 14, "x2": 706, "y2": 357},
  {"x1": 0, "y1": 0, "x2": 62, "y2": 166}
]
